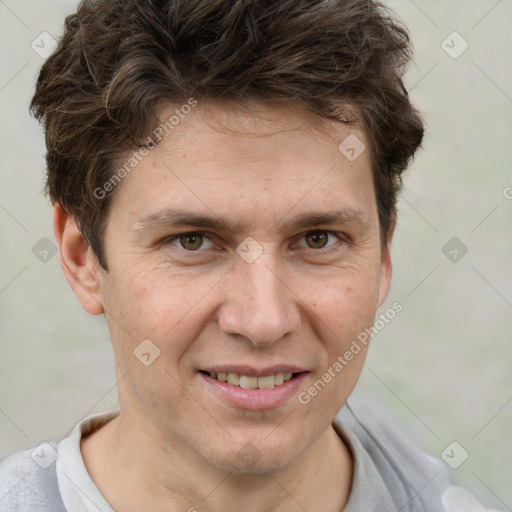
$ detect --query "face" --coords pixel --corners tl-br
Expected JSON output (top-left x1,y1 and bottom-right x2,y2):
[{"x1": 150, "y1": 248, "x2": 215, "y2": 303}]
[{"x1": 85, "y1": 101, "x2": 392, "y2": 473}]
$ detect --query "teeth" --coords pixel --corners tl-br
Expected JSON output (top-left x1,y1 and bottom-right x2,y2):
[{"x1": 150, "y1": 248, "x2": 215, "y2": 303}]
[
  {"x1": 239, "y1": 376, "x2": 258, "y2": 389},
  {"x1": 257, "y1": 375, "x2": 275, "y2": 389},
  {"x1": 227, "y1": 373, "x2": 240, "y2": 385},
  {"x1": 274, "y1": 373, "x2": 284, "y2": 385},
  {"x1": 208, "y1": 371, "x2": 295, "y2": 388}
]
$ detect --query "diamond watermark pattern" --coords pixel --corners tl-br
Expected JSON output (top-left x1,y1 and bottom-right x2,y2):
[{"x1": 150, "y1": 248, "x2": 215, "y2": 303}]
[
  {"x1": 236, "y1": 442, "x2": 263, "y2": 469},
  {"x1": 134, "y1": 339, "x2": 161, "y2": 366},
  {"x1": 32, "y1": 237, "x2": 58, "y2": 263},
  {"x1": 236, "y1": 237, "x2": 263, "y2": 264},
  {"x1": 338, "y1": 134, "x2": 366, "y2": 162},
  {"x1": 31, "y1": 32, "x2": 58, "y2": 59},
  {"x1": 31, "y1": 442, "x2": 58, "y2": 469},
  {"x1": 442, "y1": 237, "x2": 468, "y2": 263},
  {"x1": 441, "y1": 32, "x2": 469, "y2": 59},
  {"x1": 441, "y1": 441, "x2": 469, "y2": 469}
]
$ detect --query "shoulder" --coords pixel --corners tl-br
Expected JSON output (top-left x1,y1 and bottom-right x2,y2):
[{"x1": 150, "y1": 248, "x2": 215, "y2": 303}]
[
  {"x1": 0, "y1": 443, "x2": 66, "y2": 512},
  {"x1": 336, "y1": 391, "x2": 503, "y2": 512}
]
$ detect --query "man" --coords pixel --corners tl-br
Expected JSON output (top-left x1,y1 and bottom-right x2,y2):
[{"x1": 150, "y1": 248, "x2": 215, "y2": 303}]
[{"x1": 0, "y1": 0, "x2": 501, "y2": 511}]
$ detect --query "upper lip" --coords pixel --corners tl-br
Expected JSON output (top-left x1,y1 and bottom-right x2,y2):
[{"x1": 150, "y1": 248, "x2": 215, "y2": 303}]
[{"x1": 200, "y1": 365, "x2": 307, "y2": 377}]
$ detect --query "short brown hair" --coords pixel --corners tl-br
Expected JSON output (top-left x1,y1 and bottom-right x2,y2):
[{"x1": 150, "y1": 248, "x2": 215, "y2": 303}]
[{"x1": 31, "y1": 0, "x2": 423, "y2": 269}]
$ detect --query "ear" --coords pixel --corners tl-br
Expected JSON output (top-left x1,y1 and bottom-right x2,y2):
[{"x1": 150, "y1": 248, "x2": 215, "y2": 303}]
[
  {"x1": 376, "y1": 219, "x2": 396, "y2": 309},
  {"x1": 53, "y1": 204, "x2": 105, "y2": 315}
]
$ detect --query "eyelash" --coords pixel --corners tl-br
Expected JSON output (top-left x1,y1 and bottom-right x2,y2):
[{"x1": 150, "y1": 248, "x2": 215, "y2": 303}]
[{"x1": 163, "y1": 230, "x2": 346, "y2": 254}]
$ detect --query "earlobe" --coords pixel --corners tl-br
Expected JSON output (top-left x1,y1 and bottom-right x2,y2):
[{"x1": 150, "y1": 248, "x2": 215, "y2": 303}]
[{"x1": 53, "y1": 204, "x2": 105, "y2": 316}]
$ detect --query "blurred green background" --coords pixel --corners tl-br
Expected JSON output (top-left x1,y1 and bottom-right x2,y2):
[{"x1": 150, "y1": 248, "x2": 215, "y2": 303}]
[{"x1": 1, "y1": 0, "x2": 511, "y2": 509}]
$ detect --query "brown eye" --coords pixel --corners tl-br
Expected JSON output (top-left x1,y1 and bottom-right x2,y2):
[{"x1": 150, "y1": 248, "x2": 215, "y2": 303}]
[
  {"x1": 178, "y1": 233, "x2": 204, "y2": 250},
  {"x1": 168, "y1": 232, "x2": 215, "y2": 252},
  {"x1": 304, "y1": 231, "x2": 329, "y2": 249}
]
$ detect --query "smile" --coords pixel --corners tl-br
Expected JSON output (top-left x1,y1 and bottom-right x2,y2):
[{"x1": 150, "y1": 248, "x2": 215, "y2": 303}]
[
  {"x1": 207, "y1": 371, "x2": 295, "y2": 389},
  {"x1": 199, "y1": 369, "x2": 307, "y2": 410}
]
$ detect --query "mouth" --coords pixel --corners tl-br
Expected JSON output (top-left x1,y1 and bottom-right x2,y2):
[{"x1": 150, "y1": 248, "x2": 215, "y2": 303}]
[
  {"x1": 200, "y1": 371, "x2": 298, "y2": 389},
  {"x1": 198, "y1": 367, "x2": 308, "y2": 410}
]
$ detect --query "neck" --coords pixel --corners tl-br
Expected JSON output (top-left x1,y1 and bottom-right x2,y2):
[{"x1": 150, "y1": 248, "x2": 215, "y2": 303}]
[{"x1": 81, "y1": 410, "x2": 353, "y2": 512}]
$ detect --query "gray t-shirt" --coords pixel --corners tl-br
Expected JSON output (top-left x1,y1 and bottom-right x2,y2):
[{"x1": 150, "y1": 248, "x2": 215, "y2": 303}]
[{"x1": 0, "y1": 396, "x2": 501, "y2": 512}]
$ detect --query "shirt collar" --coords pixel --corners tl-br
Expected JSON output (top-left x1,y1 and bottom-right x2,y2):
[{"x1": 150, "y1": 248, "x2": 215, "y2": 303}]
[{"x1": 55, "y1": 409, "x2": 396, "y2": 512}]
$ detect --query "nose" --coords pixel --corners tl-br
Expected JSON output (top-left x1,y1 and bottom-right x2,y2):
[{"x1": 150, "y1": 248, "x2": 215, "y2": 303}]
[{"x1": 217, "y1": 254, "x2": 300, "y2": 346}]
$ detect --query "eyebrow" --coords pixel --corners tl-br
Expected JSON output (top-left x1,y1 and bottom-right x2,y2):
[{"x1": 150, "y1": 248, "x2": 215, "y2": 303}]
[{"x1": 134, "y1": 206, "x2": 369, "y2": 234}]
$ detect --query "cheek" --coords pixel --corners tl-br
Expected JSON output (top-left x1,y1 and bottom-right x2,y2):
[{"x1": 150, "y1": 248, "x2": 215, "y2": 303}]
[
  {"x1": 316, "y1": 284, "x2": 375, "y2": 372},
  {"x1": 105, "y1": 265, "x2": 222, "y2": 357},
  {"x1": 296, "y1": 278, "x2": 375, "y2": 419},
  {"x1": 299, "y1": 261, "x2": 381, "y2": 337}
]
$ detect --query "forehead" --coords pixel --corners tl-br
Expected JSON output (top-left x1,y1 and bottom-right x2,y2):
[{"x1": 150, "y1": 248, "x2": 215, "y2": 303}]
[
  {"x1": 157, "y1": 99, "x2": 365, "y2": 168},
  {"x1": 108, "y1": 100, "x2": 377, "y2": 231}
]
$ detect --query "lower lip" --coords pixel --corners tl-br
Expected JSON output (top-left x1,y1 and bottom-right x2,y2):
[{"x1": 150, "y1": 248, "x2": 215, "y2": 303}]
[{"x1": 199, "y1": 372, "x2": 308, "y2": 410}]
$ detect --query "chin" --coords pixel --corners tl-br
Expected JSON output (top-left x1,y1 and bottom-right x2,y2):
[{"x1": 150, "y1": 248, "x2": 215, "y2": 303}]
[{"x1": 206, "y1": 435, "x2": 303, "y2": 475}]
